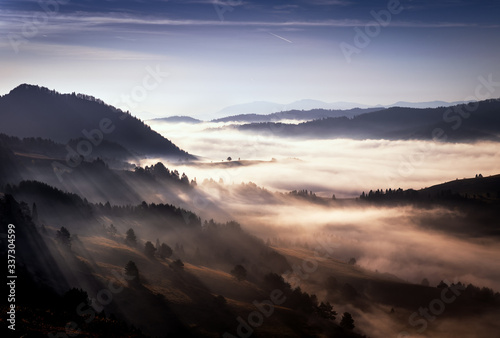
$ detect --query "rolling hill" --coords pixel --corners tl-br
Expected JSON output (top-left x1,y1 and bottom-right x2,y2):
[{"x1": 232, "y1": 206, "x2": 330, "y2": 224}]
[
  {"x1": 0, "y1": 84, "x2": 194, "y2": 159},
  {"x1": 211, "y1": 107, "x2": 383, "y2": 123},
  {"x1": 237, "y1": 99, "x2": 500, "y2": 141}
]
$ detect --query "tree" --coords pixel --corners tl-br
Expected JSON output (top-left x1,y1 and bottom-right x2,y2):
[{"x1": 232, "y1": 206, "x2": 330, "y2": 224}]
[
  {"x1": 170, "y1": 259, "x2": 184, "y2": 270},
  {"x1": 56, "y1": 226, "x2": 71, "y2": 247},
  {"x1": 108, "y1": 224, "x2": 117, "y2": 236},
  {"x1": 125, "y1": 228, "x2": 137, "y2": 246},
  {"x1": 340, "y1": 312, "x2": 355, "y2": 330},
  {"x1": 32, "y1": 202, "x2": 39, "y2": 224},
  {"x1": 159, "y1": 243, "x2": 173, "y2": 259},
  {"x1": 124, "y1": 261, "x2": 139, "y2": 281},
  {"x1": 317, "y1": 301, "x2": 337, "y2": 320},
  {"x1": 348, "y1": 257, "x2": 357, "y2": 265},
  {"x1": 227, "y1": 157, "x2": 232, "y2": 161},
  {"x1": 230, "y1": 264, "x2": 247, "y2": 281},
  {"x1": 144, "y1": 241, "x2": 156, "y2": 258},
  {"x1": 437, "y1": 280, "x2": 449, "y2": 289}
]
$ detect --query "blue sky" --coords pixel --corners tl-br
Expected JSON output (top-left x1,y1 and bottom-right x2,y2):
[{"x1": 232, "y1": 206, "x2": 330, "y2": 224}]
[{"x1": 0, "y1": 0, "x2": 499, "y2": 118}]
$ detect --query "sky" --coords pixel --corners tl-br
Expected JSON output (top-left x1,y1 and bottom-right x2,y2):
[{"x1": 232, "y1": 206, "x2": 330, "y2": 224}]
[{"x1": 0, "y1": 0, "x2": 499, "y2": 119}]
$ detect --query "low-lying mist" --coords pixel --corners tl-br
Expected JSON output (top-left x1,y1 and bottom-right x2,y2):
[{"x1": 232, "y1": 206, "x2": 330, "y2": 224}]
[
  {"x1": 147, "y1": 121, "x2": 500, "y2": 198},
  {"x1": 143, "y1": 120, "x2": 500, "y2": 293}
]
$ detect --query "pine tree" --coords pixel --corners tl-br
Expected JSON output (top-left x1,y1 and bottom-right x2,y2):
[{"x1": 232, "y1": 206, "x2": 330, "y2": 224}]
[
  {"x1": 159, "y1": 243, "x2": 173, "y2": 259},
  {"x1": 56, "y1": 226, "x2": 71, "y2": 247},
  {"x1": 318, "y1": 301, "x2": 337, "y2": 320},
  {"x1": 340, "y1": 312, "x2": 355, "y2": 330},
  {"x1": 125, "y1": 228, "x2": 137, "y2": 246},
  {"x1": 124, "y1": 261, "x2": 139, "y2": 281},
  {"x1": 170, "y1": 259, "x2": 184, "y2": 270},
  {"x1": 144, "y1": 241, "x2": 156, "y2": 258}
]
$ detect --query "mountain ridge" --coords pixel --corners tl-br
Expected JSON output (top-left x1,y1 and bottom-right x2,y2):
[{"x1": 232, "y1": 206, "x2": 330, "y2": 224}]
[
  {"x1": 236, "y1": 99, "x2": 500, "y2": 141},
  {"x1": 211, "y1": 99, "x2": 471, "y2": 119},
  {"x1": 0, "y1": 84, "x2": 194, "y2": 159}
]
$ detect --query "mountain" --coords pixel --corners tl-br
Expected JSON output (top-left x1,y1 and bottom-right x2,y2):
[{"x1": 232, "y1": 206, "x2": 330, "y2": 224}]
[
  {"x1": 213, "y1": 100, "x2": 376, "y2": 118},
  {"x1": 150, "y1": 116, "x2": 202, "y2": 124},
  {"x1": 390, "y1": 100, "x2": 470, "y2": 109},
  {"x1": 212, "y1": 99, "x2": 470, "y2": 120},
  {"x1": 212, "y1": 107, "x2": 384, "y2": 123},
  {"x1": 0, "y1": 84, "x2": 194, "y2": 159},
  {"x1": 237, "y1": 99, "x2": 500, "y2": 142}
]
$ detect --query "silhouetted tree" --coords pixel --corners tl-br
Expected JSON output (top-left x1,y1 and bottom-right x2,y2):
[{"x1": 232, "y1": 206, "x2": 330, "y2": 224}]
[
  {"x1": 31, "y1": 202, "x2": 39, "y2": 224},
  {"x1": 180, "y1": 173, "x2": 190, "y2": 185},
  {"x1": 317, "y1": 301, "x2": 337, "y2": 320},
  {"x1": 348, "y1": 257, "x2": 357, "y2": 265},
  {"x1": 125, "y1": 261, "x2": 139, "y2": 281},
  {"x1": 340, "y1": 312, "x2": 355, "y2": 330},
  {"x1": 230, "y1": 264, "x2": 247, "y2": 281},
  {"x1": 437, "y1": 280, "x2": 449, "y2": 289},
  {"x1": 125, "y1": 228, "x2": 137, "y2": 246},
  {"x1": 170, "y1": 259, "x2": 184, "y2": 270},
  {"x1": 159, "y1": 243, "x2": 173, "y2": 259},
  {"x1": 56, "y1": 226, "x2": 71, "y2": 247},
  {"x1": 144, "y1": 241, "x2": 156, "y2": 258}
]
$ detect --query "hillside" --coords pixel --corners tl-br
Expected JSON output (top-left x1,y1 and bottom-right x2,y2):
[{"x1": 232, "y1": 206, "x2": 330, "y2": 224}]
[
  {"x1": 237, "y1": 100, "x2": 500, "y2": 141},
  {"x1": 150, "y1": 116, "x2": 202, "y2": 124},
  {"x1": 0, "y1": 84, "x2": 194, "y2": 159},
  {"x1": 211, "y1": 108, "x2": 383, "y2": 123}
]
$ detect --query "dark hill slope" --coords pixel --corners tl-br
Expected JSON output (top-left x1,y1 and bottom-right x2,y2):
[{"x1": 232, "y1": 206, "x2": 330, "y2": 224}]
[
  {"x1": 0, "y1": 84, "x2": 194, "y2": 159},
  {"x1": 238, "y1": 100, "x2": 500, "y2": 141}
]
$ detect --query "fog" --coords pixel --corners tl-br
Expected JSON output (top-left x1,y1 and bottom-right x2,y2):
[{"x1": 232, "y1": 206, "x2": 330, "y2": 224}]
[
  {"x1": 138, "y1": 121, "x2": 500, "y2": 295},
  {"x1": 6, "y1": 118, "x2": 499, "y2": 337},
  {"x1": 147, "y1": 121, "x2": 500, "y2": 198}
]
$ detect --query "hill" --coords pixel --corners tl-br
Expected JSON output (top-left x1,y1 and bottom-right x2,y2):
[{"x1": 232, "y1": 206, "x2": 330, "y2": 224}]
[
  {"x1": 212, "y1": 107, "x2": 383, "y2": 123},
  {"x1": 237, "y1": 99, "x2": 500, "y2": 141},
  {"x1": 0, "y1": 84, "x2": 194, "y2": 159},
  {"x1": 212, "y1": 99, "x2": 469, "y2": 120},
  {"x1": 150, "y1": 116, "x2": 202, "y2": 124}
]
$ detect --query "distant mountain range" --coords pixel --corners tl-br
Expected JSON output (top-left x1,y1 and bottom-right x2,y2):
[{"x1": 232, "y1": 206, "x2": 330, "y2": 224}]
[
  {"x1": 211, "y1": 99, "x2": 471, "y2": 119},
  {"x1": 237, "y1": 99, "x2": 500, "y2": 142},
  {"x1": 0, "y1": 84, "x2": 194, "y2": 159},
  {"x1": 152, "y1": 99, "x2": 472, "y2": 124},
  {"x1": 211, "y1": 108, "x2": 383, "y2": 123}
]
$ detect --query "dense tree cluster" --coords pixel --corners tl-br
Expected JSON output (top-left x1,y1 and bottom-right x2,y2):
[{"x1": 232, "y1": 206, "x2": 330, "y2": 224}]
[{"x1": 134, "y1": 162, "x2": 192, "y2": 186}]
